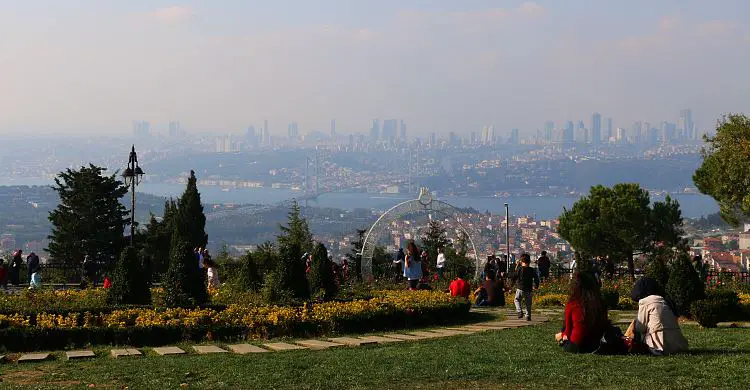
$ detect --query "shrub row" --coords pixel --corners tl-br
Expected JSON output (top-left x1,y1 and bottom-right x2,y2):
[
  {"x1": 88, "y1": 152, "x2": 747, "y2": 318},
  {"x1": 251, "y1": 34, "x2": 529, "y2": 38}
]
[
  {"x1": 690, "y1": 289, "x2": 744, "y2": 328},
  {"x1": 0, "y1": 291, "x2": 470, "y2": 352}
]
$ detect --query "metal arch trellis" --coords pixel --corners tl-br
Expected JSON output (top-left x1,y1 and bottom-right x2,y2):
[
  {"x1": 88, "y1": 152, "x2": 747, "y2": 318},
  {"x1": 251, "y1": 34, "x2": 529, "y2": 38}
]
[{"x1": 359, "y1": 187, "x2": 484, "y2": 281}]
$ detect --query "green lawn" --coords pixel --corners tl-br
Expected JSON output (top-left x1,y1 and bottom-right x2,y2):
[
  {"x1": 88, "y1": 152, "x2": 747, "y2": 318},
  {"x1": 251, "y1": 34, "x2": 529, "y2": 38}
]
[{"x1": 1, "y1": 322, "x2": 749, "y2": 389}]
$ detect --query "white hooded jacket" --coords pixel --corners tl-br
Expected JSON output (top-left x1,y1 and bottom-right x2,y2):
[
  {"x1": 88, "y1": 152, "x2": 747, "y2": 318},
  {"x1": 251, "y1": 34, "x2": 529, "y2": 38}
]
[{"x1": 635, "y1": 295, "x2": 689, "y2": 355}]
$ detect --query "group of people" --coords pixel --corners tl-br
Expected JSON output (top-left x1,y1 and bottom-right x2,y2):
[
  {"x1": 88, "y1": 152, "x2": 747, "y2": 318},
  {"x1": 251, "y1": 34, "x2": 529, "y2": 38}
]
[
  {"x1": 555, "y1": 271, "x2": 688, "y2": 356},
  {"x1": 0, "y1": 250, "x2": 41, "y2": 290}
]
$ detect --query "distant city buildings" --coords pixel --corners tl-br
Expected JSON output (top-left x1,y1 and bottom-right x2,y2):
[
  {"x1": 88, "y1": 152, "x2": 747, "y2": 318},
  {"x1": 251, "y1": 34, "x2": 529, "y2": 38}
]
[{"x1": 132, "y1": 120, "x2": 151, "y2": 138}]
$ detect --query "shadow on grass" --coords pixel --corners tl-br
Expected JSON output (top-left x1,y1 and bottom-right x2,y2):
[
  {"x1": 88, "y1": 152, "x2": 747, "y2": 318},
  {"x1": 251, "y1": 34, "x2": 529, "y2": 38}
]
[{"x1": 684, "y1": 348, "x2": 750, "y2": 356}]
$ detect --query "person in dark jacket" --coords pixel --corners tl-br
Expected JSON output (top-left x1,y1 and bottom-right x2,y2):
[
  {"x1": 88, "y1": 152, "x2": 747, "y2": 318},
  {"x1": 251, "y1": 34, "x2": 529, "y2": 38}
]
[
  {"x1": 26, "y1": 252, "x2": 40, "y2": 283},
  {"x1": 513, "y1": 253, "x2": 540, "y2": 320},
  {"x1": 537, "y1": 251, "x2": 551, "y2": 281},
  {"x1": 10, "y1": 250, "x2": 23, "y2": 286}
]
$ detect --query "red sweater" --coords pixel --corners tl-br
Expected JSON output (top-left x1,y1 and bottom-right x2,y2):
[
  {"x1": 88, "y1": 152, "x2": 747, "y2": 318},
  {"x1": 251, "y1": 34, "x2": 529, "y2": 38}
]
[
  {"x1": 449, "y1": 278, "x2": 470, "y2": 298},
  {"x1": 563, "y1": 300, "x2": 605, "y2": 349}
]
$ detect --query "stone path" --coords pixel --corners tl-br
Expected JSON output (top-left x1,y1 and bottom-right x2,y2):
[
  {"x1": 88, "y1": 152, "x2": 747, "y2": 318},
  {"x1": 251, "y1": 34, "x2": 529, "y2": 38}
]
[{"x1": 2, "y1": 308, "x2": 553, "y2": 364}]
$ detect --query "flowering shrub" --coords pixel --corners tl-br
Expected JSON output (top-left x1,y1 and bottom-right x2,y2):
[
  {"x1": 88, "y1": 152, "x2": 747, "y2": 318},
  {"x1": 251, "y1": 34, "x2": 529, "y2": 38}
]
[
  {"x1": 618, "y1": 297, "x2": 637, "y2": 310},
  {"x1": 534, "y1": 294, "x2": 568, "y2": 307},
  {"x1": 0, "y1": 290, "x2": 470, "y2": 351}
]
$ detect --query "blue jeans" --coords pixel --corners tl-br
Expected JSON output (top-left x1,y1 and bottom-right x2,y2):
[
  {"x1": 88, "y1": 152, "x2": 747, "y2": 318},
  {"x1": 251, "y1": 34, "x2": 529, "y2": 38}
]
[{"x1": 514, "y1": 289, "x2": 532, "y2": 316}]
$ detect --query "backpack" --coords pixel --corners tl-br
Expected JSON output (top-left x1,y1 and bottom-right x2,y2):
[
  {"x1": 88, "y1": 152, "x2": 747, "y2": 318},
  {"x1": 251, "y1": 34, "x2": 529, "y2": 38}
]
[{"x1": 592, "y1": 323, "x2": 628, "y2": 355}]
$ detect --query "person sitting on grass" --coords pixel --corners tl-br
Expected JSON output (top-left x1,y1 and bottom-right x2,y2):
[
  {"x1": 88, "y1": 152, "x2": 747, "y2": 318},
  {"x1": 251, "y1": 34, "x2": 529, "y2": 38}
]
[
  {"x1": 474, "y1": 272, "x2": 504, "y2": 307},
  {"x1": 555, "y1": 271, "x2": 608, "y2": 353},
  {"x1": 624, "y1": 277, "x2": 688, "y2": 356},
  {"x1": 448, "y1": 275, "x2": 471, "y2": 298}
]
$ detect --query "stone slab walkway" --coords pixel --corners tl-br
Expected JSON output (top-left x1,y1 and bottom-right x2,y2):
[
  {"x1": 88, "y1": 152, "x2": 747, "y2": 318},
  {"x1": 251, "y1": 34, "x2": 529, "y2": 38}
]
[{"x1": 2, "y1": 308, "x2": 552, "y2": 364}]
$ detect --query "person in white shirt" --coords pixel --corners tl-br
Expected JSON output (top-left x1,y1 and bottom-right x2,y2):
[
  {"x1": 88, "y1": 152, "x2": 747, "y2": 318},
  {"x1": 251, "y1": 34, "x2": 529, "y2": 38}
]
[{"x1": 436, "y1": 247, "x2": 447, "y2": 279}]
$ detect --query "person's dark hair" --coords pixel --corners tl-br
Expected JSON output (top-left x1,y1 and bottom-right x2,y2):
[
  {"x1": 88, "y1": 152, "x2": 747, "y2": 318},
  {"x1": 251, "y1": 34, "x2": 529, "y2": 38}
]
[
  {"x1": 520, "y1": 253, "x2": 531, "y2": 264},
  {"x1": 630, "y1": 277, "x2": 664, "y2": 302},
  {"x1": 407, "y1": 241, "x2": 419, "y2": 258},
  {"x1": 569, "y1": 271, "x2": 606, "y2": 330},
  {"x1": 485, "y1": 271, "x2": 496, "y2": 281},
  {"x1": 541, "y1": 250, "x2": 547, "y2": 256}
]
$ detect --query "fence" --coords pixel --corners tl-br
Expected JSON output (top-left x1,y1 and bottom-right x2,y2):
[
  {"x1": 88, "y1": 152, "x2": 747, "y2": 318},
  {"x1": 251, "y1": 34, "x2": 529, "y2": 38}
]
[{"x1": 706, "y1": 270, "x2": 750, "y2": 286}]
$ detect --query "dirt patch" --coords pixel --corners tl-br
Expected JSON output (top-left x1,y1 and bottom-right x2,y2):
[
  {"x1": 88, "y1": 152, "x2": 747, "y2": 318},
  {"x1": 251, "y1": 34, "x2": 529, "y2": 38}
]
[{"x1": 1, "y1": 369, "x2": 82, "y2": 386}]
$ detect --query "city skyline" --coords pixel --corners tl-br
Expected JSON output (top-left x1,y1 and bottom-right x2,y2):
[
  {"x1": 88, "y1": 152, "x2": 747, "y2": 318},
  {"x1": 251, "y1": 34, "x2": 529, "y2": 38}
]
[{"x1": 0, "y1": 1, "x2": 749, "y2": 136}]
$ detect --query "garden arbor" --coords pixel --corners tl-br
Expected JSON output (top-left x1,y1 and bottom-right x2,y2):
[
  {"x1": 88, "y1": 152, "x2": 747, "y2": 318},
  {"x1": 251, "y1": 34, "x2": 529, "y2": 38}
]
[{"x1": 360, "y1": 187, "x2": 484, "y2": 280}]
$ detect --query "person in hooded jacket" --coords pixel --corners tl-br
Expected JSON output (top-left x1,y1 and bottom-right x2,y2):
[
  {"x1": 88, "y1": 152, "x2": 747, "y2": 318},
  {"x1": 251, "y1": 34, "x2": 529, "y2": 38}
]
[{"x1": 625, "y1": 277, "x2": 688, "y2": 355}]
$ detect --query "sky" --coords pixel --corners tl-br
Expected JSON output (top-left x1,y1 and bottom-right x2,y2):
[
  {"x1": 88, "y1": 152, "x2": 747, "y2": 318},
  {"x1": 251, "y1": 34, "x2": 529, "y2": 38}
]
[{"x1": 0, "y1": 0, "x2": 749, "y2": 137}]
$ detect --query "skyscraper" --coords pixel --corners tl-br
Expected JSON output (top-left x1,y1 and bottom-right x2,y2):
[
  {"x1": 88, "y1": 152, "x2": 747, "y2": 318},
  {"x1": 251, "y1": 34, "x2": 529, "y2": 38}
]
[
  {"x1": 382, "y1": 119, "x2": 398, "y2": 145},
  {"x1": 591, "y1": 113, "x2": 601, "y2": 145},
  {"x1": 679, "y1": 109, "x2": 694, "y2": 139},
  {"x1": 330, "y1": 119, "x2": 336, "y2": 140},
  {"x1": 370, "y1": 119, "x2": 380, "y2": 143},
  {"x1": 563, "y1": 121, "x2": 575, "y2": 144},
  {"x1": 509, "y1": 128, "x2": 519, "y2": 145},
  {"x1": 631, "y1": 121, "x2": 643, "y2": 144},
  {"x1": 544, "y1": 121, "x2": 554, "y2": 143},
  {"x1": 132, "y1": 120, "x2": 150, "y2": 138},
  {"x1": 287, "y1": 122, "x2": 299, "y2": 141},
  {"x1": 168, "y1": 121, "x2": 181, "y2": 137},
  {"x1": 399, "y1": 120, "x2": 406, "y2": 144},
  {"x1": 262, "y1": 120, "x2": 270, "y2": 146},
  {"x1": 605, "y1": 117, "x2": 613, "y2": 142}
]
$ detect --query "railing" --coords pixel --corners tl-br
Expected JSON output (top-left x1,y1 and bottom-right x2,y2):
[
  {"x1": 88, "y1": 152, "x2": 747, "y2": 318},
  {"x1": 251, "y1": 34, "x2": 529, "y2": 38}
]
[{"x1": 706, "y1": 270, "x2": 750, "y2": 285}]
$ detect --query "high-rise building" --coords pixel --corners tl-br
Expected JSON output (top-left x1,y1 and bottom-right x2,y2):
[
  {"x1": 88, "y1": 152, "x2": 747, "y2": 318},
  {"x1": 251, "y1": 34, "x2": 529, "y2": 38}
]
[
  {"x1": 544, "y1": 121, "x2": 554, "y2": 143},
  {"x1": 330, "y1": 119, "x2": 336, "y2": 140},
  {"x1": 262, "y1": 120, "x2": 269, "y2": 146},
  {"x1": 563, "y1": 121, "x2": 575, "y2": 144},
  {"x1": 245, "y1": 125, "x2": 257, "y2": 148},
  {"x1": 370, "y1": 119, "x2": 380, "y2": 143},
  {"x1": 481, "y1": 126, "x2": 496, "y2": 144},
  {"x1": 399, "y1": 120, "x2": 406, "y2": 144},
  {"x1": 509, "y1": 128, "x2": 519, "y2": 145},
  {"x1": 591, "y1": 113, "x2": 601, "y2": 145},
  {"x1": 615, "y1": 128, "x2": 626, "y2": 144},
  {"x1": 679, "y1": 109, "x2": 694, "y2": 139},
  {"x1": 132, "y1": 120, "x2": 151, "y2": 137},
  {"x1": 168, "y1": 121, "x2": 180, "y2": 137},
  {"x1": 287, "y1": 122, "x2": 299, "y2": 141},
  {"x1": 382, "y1": 119, "x2": 398, "y2": 145},
  {"x1": 631, "y1": 121, "x2": 643, "y2": 144},
  {"x1": 605, "y1": 117, "x2": 613, "y2": 142},
  {"x1": 429, "y1": 132, "x2": 437, "y2": 146}
]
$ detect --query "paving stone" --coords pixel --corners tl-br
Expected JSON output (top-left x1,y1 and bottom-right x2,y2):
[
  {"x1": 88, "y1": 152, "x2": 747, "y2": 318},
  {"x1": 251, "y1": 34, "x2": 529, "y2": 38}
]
[
  {"x1": 17, "y1": 353, "x2": 50, "y2": 363},
  {"x1": 296, "y1": 340, "x2": 345, "y2": 350},
  {"x1": 382, "y1": 333, "x2": 427, "y2": 341},
  {"x1": 227, "y1": 344, "x2": 269, "y2": 354},
  {"x1": 193, "y1": 345, "x2": 228, "y2": 354},
  {"x1": 111, "y1": 349, "x2": 142, "y2": 358},
  {"x1": 65, "y1": 350, "x2": 95, "y2": 360},
  {"x1": 328, "y1": 337, "x2": 377, "y2": 346},
  {"x1": 613, "y1": 319, "x2": 635, "y2": 325},
  {"x1": 358, "y1": 335, "x2": 404, "y2": 344},
  {"x1": 152, "y1": 347, "x2": 186, "y2": 356},
  {"x1": 407, "y1": 331, "x2": 448, "y2": 339},
  {"x1": 263, "y1": 342, "x2": 307, "y2": 351},
  {"x1": 680, "y1": 320, "x2": 699, "y2": 326},
  {"x1": 429, "y1": 329, "x2": 474, "y2": 336}
]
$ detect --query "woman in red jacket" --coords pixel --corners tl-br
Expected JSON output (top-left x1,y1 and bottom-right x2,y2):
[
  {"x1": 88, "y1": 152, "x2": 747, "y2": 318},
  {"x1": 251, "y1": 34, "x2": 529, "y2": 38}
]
[{"x1": 555, "y1": 271, "x2": 608, "y2": 353}]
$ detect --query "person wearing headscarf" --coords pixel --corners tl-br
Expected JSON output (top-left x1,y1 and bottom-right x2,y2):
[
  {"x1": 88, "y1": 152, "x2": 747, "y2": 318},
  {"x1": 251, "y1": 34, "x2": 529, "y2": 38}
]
[{"x1": 625, "y1": 277, "x2": 688, "y2": 355}]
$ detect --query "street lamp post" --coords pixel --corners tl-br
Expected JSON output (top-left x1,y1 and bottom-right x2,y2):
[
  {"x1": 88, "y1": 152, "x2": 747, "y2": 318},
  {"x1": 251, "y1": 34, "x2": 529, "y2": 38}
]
[
  {"x1": 123, "y1": 145, "x2": 145, "y2": 246},
  {"x1": 504, "y1": 203, "x2": 510, "y2": 262}
]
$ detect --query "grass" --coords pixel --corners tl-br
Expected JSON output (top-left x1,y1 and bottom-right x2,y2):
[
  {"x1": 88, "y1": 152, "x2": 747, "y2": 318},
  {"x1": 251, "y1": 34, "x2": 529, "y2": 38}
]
[{"x1": 0, "y1": 321, "x2": 749, "y2": 389}]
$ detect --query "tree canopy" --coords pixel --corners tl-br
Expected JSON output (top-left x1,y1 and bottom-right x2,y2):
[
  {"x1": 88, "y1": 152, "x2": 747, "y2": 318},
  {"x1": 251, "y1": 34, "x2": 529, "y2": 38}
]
[
  {"x1": 47, "y1": 164, "x2": 129, "y2": 267},
  {"x1": 173, "y1": 170, "x2": 208, "y2": 250},
  {"x1": 693, "y1": 113, "x2": 750, "y2": 226},
  {"x1": 557, "y1": 183, "x2": 685, "y2": 277}
]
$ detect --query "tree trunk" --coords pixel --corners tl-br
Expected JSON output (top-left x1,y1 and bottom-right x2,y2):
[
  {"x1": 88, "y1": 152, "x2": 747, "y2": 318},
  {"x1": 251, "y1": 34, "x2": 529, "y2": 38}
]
[{"x1": 627, "y1": 251, "x2": 635, "y2": 280}]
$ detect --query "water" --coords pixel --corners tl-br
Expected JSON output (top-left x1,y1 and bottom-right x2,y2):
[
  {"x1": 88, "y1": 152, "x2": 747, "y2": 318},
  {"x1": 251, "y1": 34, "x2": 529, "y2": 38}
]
[{"x1": 0, "y1": 177, "x2": 719, "y2": 219}]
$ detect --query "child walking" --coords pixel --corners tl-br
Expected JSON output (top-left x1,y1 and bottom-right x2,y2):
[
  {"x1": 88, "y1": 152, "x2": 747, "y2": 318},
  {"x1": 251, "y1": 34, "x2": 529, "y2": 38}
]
[{"x1": 513, "y1": 253, "x2": 539, "y2": 321}]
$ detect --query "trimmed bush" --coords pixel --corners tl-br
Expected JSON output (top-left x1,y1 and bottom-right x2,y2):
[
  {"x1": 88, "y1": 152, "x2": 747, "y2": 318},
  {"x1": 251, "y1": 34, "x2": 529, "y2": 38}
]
[
  {"x1": 665, "y1": 254, "x2": 704, "y2": 316},
  {"x1": 534, "y1": 294, "x2": 567, "y2": 307},
  {"x1": 309, "y1": 243, "x2": 338, "y2": 300},
  {"x1": 705, "y1": 289, "x2": 741, "y2": 321},
  {"x1": 601, "y1": 287, "x2": 620, "y2": 310},
  {"x1": 109, "y1": 247, "x2": 152, "y2": 305},
  {"x1": 164, "y1": 240, "x2": 208, "y2": 307},
  {"x1": 690, "y1": 299, "x2": 720, "y2": 328}
]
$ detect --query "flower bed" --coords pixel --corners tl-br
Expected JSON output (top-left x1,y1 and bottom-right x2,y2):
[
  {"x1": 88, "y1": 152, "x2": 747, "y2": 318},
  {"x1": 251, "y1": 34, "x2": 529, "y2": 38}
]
[{"x1": 0, "y1": 290, "x2": 470, "y2": 352}]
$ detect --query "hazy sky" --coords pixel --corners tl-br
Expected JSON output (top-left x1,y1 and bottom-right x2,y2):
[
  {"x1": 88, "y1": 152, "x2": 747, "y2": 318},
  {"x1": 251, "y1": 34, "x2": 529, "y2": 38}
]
[{"x1": 0, "y1": 0, "x2": 748, "y2": 137}]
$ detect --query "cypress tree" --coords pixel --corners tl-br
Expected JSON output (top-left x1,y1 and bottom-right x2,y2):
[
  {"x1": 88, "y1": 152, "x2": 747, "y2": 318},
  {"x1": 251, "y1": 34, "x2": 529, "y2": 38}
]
[
  {"x1": 163, "y1": 238, "x2": 208, "y2": 307},
  {"x1": 109, "y1": 246, "x2": 152, "y2": 305},
  {"x1": 665, "y1": 253, "x2": 705, "y2": 316},
  {"x1": 275, "y1": 201, "x2": 312, "y2": 300},
  {"x1": 47, "y1": 164, "x2": 129, "y2": 268},
  {"x1": 175, "y1": 170, "x2": 208, "y2": 250},
  {"x1": 309, "y1": 243, "x2": 337, "y2": 299}
]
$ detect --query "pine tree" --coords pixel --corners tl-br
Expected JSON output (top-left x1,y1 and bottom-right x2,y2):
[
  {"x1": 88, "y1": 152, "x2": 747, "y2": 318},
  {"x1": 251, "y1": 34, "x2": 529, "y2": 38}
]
[
  {"x1": 309, "y1": 243, "x2": 337, "y2": 299},
  {"x1": 47, "y1": 164, "x2": 129, "y2": 268},
  {"x1": 275, "y1": 201, "x2": 312, "y2": 300},
  {"x1": 175, "y1": 170, "x2": 208, "y2": 250},
  {"x1": 109, "y1": 246, "x2": 152, "y2": 305},
  {"x1": 163, "y1": 238, "x2": 208, "y2": 307},
  {"x1": 141, "y1": 200, "x2": 177, "y2": 278}
]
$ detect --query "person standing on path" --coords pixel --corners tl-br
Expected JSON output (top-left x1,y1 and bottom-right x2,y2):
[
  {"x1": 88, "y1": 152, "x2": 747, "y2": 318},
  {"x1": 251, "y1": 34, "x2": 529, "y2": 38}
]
[
  {"x1": 404, "y1": 241, "x2": 422, "y2": 290},
  {"x1": 537, "y1": 251, "x2": 551, "y2": 281},
  {"x1": 10, "y1": 250, "x2": 23, "y2": 286},
  {"x1": 26, "y1": 252, "x2": 40, "y2": 284},
  {"x1": 393, "y1": 248, "x2": 405, "y2": 281},
  {"x1": 513, "y1": 253, "x2": 540, "y2": 321},
  {"x1": 436, "y1": 247, "x2": 446, "y2": 280},
  {"x1": 0, "y1": 258, "x2": 8, "y2": 290}
]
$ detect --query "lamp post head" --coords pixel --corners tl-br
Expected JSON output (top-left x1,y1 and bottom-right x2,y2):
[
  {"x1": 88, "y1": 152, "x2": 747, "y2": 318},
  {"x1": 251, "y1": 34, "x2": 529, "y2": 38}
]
[{"x1": 123, "y1": 145, "x2": 144, "y2": 186}]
